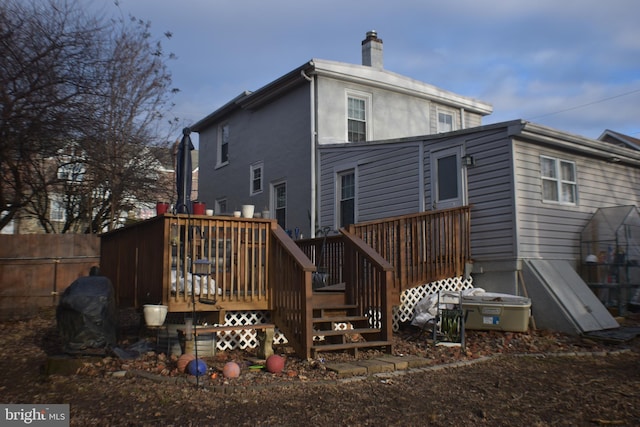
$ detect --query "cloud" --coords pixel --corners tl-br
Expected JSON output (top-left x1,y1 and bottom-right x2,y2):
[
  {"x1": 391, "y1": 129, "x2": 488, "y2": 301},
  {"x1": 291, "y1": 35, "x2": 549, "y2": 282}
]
[{"x1": 87, "y1": 0, "x2": 640, "y2": 139}]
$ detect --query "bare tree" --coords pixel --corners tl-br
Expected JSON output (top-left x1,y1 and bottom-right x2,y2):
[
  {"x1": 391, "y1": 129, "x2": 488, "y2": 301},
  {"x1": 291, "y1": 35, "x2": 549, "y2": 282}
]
[
  {"x1": 0, "y1": 0, "x2": 179, "y2": 233},
  {"x1": 0, "y1": 0, "x2": 102, "y2": 232},
  {"x1": 73, "y1": 11, "x2": 179, "y2": 233}
]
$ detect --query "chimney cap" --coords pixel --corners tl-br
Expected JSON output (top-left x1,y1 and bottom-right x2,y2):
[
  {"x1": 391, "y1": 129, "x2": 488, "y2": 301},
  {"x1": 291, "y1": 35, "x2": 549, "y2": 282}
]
[{"x1": 362, "y1": 30, "x2": 382, "y2": 45}]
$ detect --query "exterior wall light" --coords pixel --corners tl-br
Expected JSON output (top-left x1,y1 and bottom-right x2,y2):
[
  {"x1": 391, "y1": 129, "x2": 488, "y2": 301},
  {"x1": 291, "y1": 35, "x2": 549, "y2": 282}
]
[{"x1": 463, "y1": 154, "x2": 475, "y2": 167}]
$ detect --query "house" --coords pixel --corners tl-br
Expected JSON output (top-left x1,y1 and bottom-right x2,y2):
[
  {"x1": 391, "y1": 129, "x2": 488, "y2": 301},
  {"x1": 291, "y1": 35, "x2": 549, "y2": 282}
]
[
  {"x1": 317, "y1": 119, "x2": 640, "y2": 334},
  {"x1": 598, "y1": 129, "x2": 640, "y2": 151},
  {"x1": 137, "y1": 143, "x2": 200, "y2": 220},
  {"x1": 191, "y1": 31, "x2": 493, "y2": 238}
]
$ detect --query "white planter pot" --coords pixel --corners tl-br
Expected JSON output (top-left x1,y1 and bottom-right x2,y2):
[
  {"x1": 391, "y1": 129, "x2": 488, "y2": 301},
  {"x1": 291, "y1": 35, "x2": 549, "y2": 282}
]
[
  {"x1": 143, "y1": 304, "x2": 168, "y2": 327},
  {"x1": 241, "y1": 205, "x2": 255, "y2": 218}
]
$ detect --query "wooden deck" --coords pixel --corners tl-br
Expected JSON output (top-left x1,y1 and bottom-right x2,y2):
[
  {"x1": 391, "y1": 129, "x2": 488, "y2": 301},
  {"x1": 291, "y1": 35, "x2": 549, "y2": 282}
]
[{"x1": 99, "y1": 207, "x2": 471, "y2": 359}]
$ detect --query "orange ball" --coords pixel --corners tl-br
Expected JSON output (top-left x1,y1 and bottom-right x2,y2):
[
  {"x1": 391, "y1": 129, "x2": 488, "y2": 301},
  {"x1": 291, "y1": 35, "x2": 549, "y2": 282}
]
[
  {"x1": 266, "y1": 354, "x2": 285, "y2": 374},
  {"x1": 177, "y1": 353, "x2": 196, "y2": 373},
  {"x1": 222, "y1": 361, "x2": 240, "y2": 378}
]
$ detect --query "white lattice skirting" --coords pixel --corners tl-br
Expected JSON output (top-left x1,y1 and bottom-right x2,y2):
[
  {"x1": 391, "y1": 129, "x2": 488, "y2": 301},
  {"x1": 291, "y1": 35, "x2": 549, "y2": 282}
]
[
  {"x1": 204, "y1": 276, "x2": 472, "y2": 352},
  {"x1": 213, "y1": 311, "x2": 288, "y2": 352}
]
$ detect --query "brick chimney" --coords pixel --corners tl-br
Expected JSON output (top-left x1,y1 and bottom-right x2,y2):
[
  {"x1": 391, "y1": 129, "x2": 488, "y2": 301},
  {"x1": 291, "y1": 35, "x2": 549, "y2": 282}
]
[{"x1": 361, "y1": 30, "x2": 383, "y2": 68}]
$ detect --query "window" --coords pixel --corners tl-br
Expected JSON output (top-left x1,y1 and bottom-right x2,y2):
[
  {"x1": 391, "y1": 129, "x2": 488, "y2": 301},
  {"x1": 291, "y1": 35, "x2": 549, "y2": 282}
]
[
  {"x1": 338, "y1": 170, "x2": 355, "y2": 228},
  {"x1": 347, "y1": 92, "x2": 370, "y2": 142},
  {"x1": 57, "y1": 162, "x2": 85, "y2": 182},
  {"x1": 50, "y1": 197, "x2": 66, "y2": 222},
  {"x1": 541, "y1": 156, "x2": 577, "y2": 204},
  {"x1": 250, "y1": 162, "x2": 263, "y2": 195},
  {"x1": 217, "y1": 124, "x2": 229, "y2": 166},
  {"x1": 437, "y1": 111, "x2": 454, "y2": 133},
  {"x1": 274, "y1": 182, "x2": 286, "y2": 229},
  {"x1": 437, "y1": 155, "x2": 458, "y2": 200},
  {"x1": 430, "y1": 146, "x2": 465, "y2": 209}
]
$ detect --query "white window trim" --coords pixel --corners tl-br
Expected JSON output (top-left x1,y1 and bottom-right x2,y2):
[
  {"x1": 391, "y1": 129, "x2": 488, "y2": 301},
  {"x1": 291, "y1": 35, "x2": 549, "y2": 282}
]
[
  {"x1": 216, "y1": 123, "x2": 229, "y2": 168},
  {"x1": 540, "y1": 155, "x2": 577, "y2": 205},
  {"x1": 430, "y1": 146, "x2": 465, "y2": 209},
  {"x1": 345, "y1": 90, "x2": 372, "y2": 142},
  {"x1": 334, "y1": 167, "x2": 357, "y2": 230},
  {"x1": 250, "y1": 161, "x2": 264, "y2": 196},
  {"x1": 271, "y1": 180, "x2": 287, "y2": 229},
  {"x1": 436, "y1": 109, "x2": 455, "y2": 133}
]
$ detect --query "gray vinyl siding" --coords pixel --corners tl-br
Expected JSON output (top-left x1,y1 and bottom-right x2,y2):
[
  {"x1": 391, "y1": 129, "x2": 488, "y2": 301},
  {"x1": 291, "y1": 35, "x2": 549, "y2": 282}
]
[
  {"x1": 357, "y1": 146, "x2": 421, "y2": 221},
  {"x1": 318, "y1": 144, "x2": 421, "y2": 229},
  {"x1": 198, "y1": 84, "x2": 312, "y2": 234},
  {"x1": 514, "y1": 139, "x2": 640, "y2": 262},
  {"x1": 319, "y1": 126, "x2": 521, "y2": 260},
  {"x1": 463, "y1": 129, "x2": 517, "y2": 260}
]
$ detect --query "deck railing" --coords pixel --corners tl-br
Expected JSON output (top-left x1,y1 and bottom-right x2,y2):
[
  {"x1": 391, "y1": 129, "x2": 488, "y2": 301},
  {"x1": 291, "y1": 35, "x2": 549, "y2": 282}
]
[
  {"x1": 347, "y1": 206, "x2": 471, "y2": 294},
  {"x1": 296, "y1": 234, "x2": 344, "y2": 286},
  {"x1": 163, "y1": 215, "x2": 275, "y2": 311},
  {"x1": 100, "y1": 215, "x2": 277, "y2": 312}
]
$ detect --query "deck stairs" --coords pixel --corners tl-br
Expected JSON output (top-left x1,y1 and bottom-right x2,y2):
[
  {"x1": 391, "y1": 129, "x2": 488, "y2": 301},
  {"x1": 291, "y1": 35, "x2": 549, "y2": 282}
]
[{"x1": 310, "y1": 302, "x2": 392, "y2": 358}]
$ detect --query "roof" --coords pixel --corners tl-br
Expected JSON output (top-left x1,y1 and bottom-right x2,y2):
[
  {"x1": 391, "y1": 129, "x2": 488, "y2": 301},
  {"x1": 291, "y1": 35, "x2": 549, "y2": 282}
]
[
  {"x1": 191, "y1": 59, "x2": 493, "y2": 132},
  {"x1": 598, "y1": 129, "x2": 640, "y2": 151},
  {"x1": 318, "y1": 119, "x2": 640, "y2": 167}
]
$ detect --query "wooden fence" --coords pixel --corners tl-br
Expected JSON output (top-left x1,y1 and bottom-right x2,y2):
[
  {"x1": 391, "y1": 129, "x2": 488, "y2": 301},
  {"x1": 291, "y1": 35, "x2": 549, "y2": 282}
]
[{"x1": 0, "y1": 234, "x2": 100, "y2": 319}]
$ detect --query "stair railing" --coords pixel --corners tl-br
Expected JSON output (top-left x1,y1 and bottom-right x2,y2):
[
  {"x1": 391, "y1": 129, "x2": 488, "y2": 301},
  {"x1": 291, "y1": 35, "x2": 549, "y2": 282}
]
[
  {"x1": 340, "y1": 229, "x2": 394, "y2": 344},
  {"x1": 268, "y1": 225, "x2": 317, "y2": 359}
]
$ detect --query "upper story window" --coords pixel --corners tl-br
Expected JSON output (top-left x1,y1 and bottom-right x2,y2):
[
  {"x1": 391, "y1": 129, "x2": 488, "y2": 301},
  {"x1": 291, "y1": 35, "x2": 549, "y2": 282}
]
[
  {"x1": 437, "y1": 111, "x2": 454, "y2": 133},
  {"x1": 57, "y1": 162, "x2": 85, "y2": 182},
  {"x1": 217, "y1": 124, "x2": 229, "y2": 166},
  {"x1": 347, "y1": 91, "x2": 371, "y2": 142},
  {"x1": 250, "y1": 162, "x2": 263, "y2": 195},
  {"x1": 541, "y1": 156, "x2": 577, "y2": 204},
  {"x1": 338, "y1": 169, "x2": 356, "y2": 228}
]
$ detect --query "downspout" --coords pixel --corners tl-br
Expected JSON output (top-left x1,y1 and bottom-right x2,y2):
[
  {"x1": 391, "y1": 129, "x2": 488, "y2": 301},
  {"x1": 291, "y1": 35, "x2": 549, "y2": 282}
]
[
  {"x1": 418, "y1": 143, "x2": 425, "y2": 211},
  {"x1": 460, "y1": 107, "x2": 466, "y2": 129},
  {"x1": 301, "y1": 67, "x2": 316, "y2": 238}
]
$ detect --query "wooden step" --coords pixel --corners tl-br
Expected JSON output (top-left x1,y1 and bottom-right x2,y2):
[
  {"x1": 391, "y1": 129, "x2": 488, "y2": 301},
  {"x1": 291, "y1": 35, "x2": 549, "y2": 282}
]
[
  {"x1": 312, "y1": 315, "x2": 369, "y2": 326},
  {"x1": 312, "y1": 327, "x2": 381, "y2": 337},
  {"x1": 312, "y1": 303, "x2": 358, "y2": 312}
]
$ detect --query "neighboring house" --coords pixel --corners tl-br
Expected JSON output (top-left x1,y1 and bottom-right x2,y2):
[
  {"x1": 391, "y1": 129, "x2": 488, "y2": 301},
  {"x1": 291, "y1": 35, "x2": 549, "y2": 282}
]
[
  {"x1": 4, "y1": 144, "x2": 191, "y2": 234},
  {"x1": 192, "y1": 31, "x2": 492, "y2": 237},
  {"x1": 317, "y1": 119, "x2": 640, "y2": 333},
  {"x1": 136, "y1": 144, "x2": 199, "y2": 220},
  {"x1": 598, "y1": 129, "x2": 640, "y2": 151}
]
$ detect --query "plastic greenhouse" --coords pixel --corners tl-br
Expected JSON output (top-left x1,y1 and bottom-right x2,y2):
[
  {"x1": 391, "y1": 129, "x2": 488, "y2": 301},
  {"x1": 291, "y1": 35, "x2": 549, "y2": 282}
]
[{"x1": 580, "y1": 205, "x2": 640, "y2": 313}]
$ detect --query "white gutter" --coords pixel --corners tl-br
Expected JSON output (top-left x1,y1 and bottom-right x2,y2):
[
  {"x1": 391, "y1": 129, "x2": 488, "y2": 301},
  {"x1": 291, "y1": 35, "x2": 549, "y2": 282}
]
[{"x1": 301, "y1": 67, "x2": 316, "y2": 238}]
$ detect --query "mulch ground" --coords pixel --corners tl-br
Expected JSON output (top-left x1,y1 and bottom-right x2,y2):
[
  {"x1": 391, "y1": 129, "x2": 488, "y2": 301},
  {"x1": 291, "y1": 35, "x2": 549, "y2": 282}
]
[{"x1": 1, "y1": 308, "x2": 639, "y2": 426}]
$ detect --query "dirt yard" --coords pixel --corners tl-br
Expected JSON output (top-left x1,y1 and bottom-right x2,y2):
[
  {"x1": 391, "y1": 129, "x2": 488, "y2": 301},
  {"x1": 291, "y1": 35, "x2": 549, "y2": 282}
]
[{"x1": 1, "y1": 308, "x2": 639, "y2": 426}]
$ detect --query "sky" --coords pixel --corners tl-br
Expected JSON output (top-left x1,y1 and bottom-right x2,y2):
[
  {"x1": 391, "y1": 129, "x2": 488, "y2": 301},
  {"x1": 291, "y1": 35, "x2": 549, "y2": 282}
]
[{"x1": 88, "y1": 0, "x2": 640, "y2": 146}]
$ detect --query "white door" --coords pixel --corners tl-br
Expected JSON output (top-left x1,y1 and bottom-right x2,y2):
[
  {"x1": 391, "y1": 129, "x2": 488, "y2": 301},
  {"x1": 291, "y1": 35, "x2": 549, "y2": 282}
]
[{"x1": 430, "y1": 146, "x2": 465, "y2": 210}]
